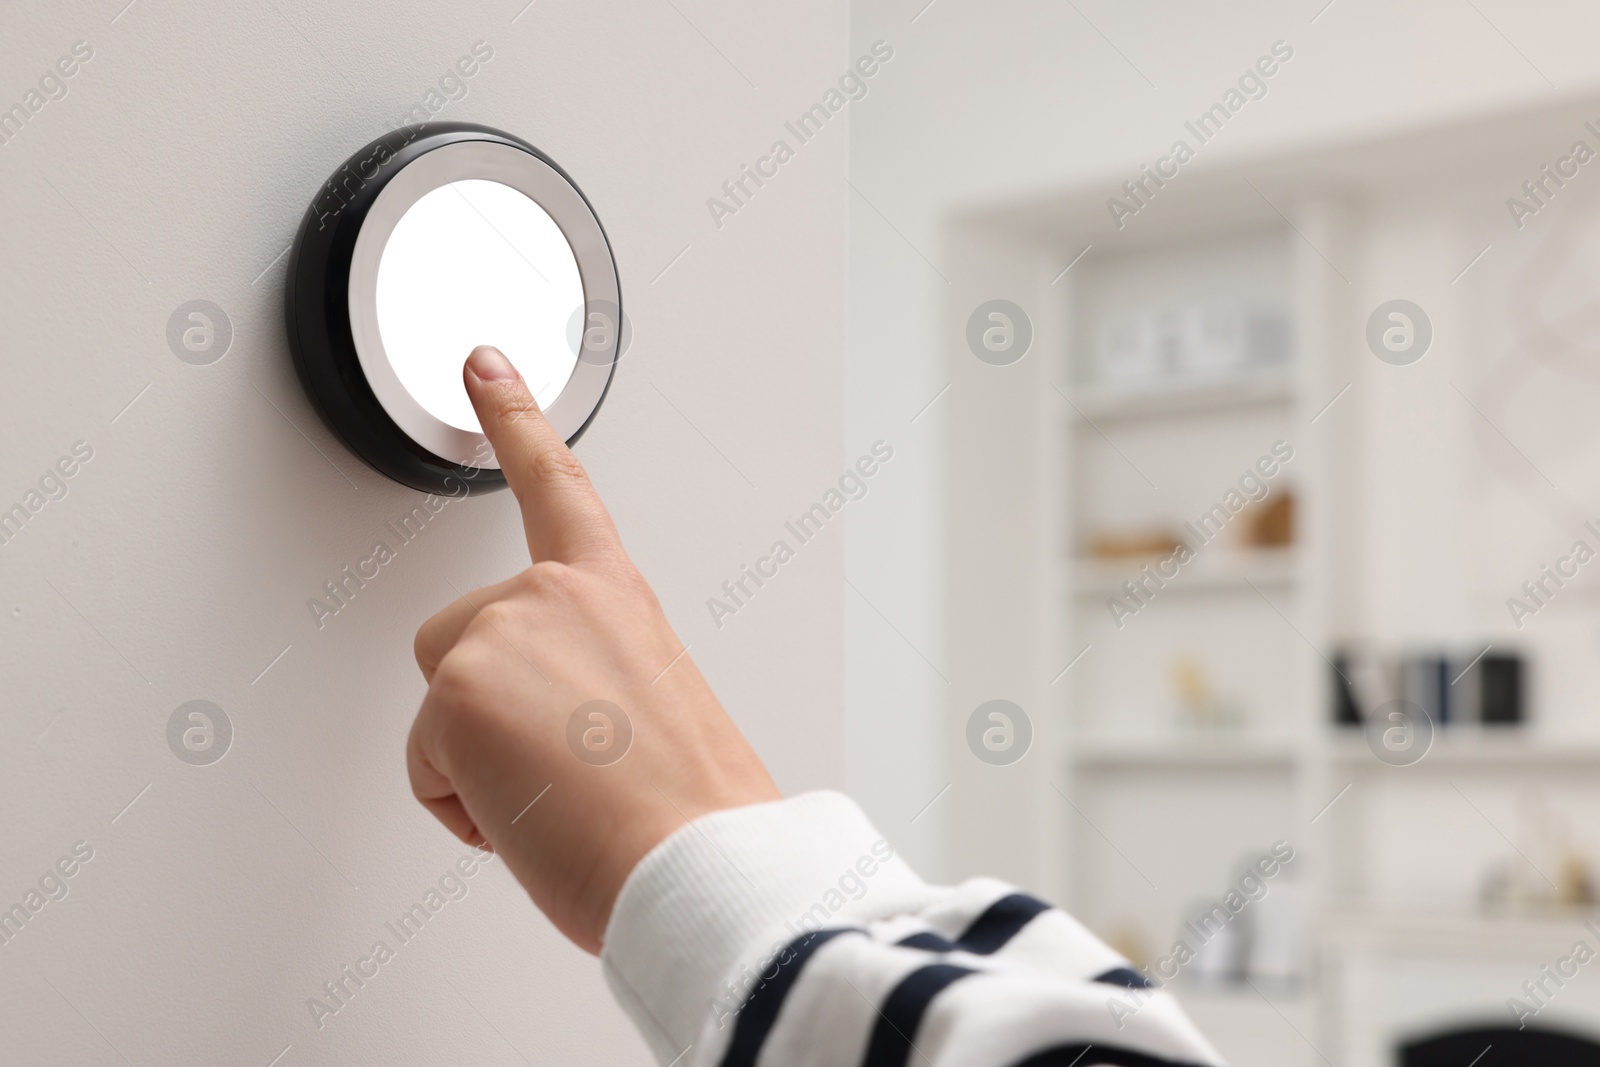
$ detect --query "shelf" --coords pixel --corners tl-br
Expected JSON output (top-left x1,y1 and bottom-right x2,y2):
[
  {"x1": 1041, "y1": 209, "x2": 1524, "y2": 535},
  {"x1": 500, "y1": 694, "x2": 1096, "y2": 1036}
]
[
  {"x1": 1323, "y1": 907, "x2": 1600, "y2": 958},
  {"x1": 1329, "y1": 731, "x2": 1600, "y2": 770},
  {"x1": 1065, "y1": 733, "x2": 1600, "y2": 774},
  {"x1": 1170, "y1": 981, "x2": 1310, "y2": 1006},
  {"x1": 1070, "y1": 736, "x2": 1299, "y2": 771},
  {"x1": 1066, "y1": 370, "x2": 1295, "y2": 422},
  {"x1": 1072, "y1": 547, "x2": 1297, "y2": 598}
]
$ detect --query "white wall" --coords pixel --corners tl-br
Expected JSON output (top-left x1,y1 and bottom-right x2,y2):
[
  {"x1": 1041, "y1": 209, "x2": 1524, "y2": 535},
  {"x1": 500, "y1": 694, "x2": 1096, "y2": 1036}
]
[{"x1": 0, "y1": 2, "x2": 846, "y2": 1062}]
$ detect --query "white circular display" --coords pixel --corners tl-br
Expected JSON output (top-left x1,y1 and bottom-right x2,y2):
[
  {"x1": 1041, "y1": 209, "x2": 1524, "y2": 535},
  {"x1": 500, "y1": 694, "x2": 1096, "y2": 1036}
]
[
  {"x1": 348, "y1": 140, "x2": 621, "y2": 470},
  {"x1": 375, "y1": 178, "x2": 584, "y2": 432}
]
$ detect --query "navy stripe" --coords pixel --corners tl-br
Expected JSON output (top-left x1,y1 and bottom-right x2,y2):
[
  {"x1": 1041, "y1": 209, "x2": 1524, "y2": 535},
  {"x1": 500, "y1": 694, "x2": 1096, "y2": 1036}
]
[
  {"x1": 895, "y1": 892, "x2": 1052, "y2": 956},
  {"x1": 1008, "y1": 1044, "x2": 1210, "y2": 1067},
  {"x1": 895, "y1": 930, "x2": 957, "y2": 952},
  {"x1": 861, "y1": 963, "x2": 976, "y2": 1067},
  {"x1": 1093, "y1": 966, "x2": 1155, "y2": 989},
  {"x1": 716, "y1": 927, "x2": 860, "y2": 1067},
  {"x1": 952, "y1": 893, "x2": 1052, "y2": 954}
]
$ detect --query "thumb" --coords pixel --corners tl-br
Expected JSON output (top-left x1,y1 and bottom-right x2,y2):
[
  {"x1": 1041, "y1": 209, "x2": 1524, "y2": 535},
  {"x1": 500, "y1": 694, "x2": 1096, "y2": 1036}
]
[{"x1": 463, "y1": 346, "x2": 620, "y2": 563}]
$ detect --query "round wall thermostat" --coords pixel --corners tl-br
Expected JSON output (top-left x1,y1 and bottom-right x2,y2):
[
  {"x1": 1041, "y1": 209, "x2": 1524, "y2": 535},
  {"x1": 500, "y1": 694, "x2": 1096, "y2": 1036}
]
[{"x1": 285, "y1": 122, "x2": 621, "y2": 495}]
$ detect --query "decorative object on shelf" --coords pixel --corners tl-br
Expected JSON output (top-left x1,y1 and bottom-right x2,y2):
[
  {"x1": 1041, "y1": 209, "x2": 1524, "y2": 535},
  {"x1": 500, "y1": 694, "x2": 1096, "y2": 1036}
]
[
  {"x1": 1479, "y1": 789, "x2": 1595, "y2": 915},
  {"x1": 1151, "y1": 310, "x2": 1187, "y2": 377},
  {"x1": 1331, "y1": 651, "x2": 1364, "y2": 726},
  {"x1": 1165, "y1": 844, "x2": 1302, "y2": 988},
  {"x1": 1093, "y1": 302, "x2": 1289, "y2": 387},
  {"x1": 1400, "y1": 653, "x2": 1454, "y2": 725},
  {"x1": 1481, "y1": 848, "x2": 1596, "y2": 913},
  {"x1": 1469, "y1": 652, "x2": 1524, "y2": 725},
  {"x1": 1097, "y1": 313, "x2": 1163, "y2": 385},
  {"x1": 1184, "y1": 901, "x2": 1249, "y2": 984},
  {"x1": 1246, "y1": 875, "x2": 1305, "y2": 985},
  {"x1": 1330, "y1": 645, "x2": 1524, "y2": 727},
  {"x1": 1562, "y1": 851, "x2": 1597, "y2": 909},
  {"x1": 1191, "y1": 304, "x2": 1290, "y2": 377},
  {"x1": 1086, "y1": 529, "x2": 1185, "y2": 559},
  {"x1": 1172, "y1": 656, "x2": 1245, "y2": 731},
  {"x1": 1239, "y1": 489, "x2": 1294, "y2": 547},
  {"x1": 1084, "y1": 472, "x2": 1293, "y2": 572}
]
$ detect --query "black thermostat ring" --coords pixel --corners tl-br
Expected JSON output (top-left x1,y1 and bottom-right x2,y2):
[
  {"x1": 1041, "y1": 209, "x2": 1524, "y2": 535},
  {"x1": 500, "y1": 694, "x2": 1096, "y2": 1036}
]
[{"x1": 284, "y1": 121, "x2": 620, "y2": 495}]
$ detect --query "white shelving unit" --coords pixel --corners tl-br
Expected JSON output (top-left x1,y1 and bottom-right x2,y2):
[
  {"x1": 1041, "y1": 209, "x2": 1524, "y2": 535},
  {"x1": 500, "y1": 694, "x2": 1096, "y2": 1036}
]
[
  {"x1": 1050, "y1": 217, "x2": 1334, "y2": 1021},
  {"x1": 1071, "y1": 736, "x2": 1299, "y2": 772},
  {"x1": 1070, "y1": 546, "x2": 1298, "y2": 598},
  {"x1": 1068, "y1": 369, "x2": 1297, "y2": 422},
  {"x1": 1328, "y1": 732, "x2": 1600, "y2": 771}
]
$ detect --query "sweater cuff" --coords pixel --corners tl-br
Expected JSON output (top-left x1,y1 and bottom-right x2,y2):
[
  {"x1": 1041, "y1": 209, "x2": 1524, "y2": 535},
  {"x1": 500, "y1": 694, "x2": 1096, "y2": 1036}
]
[{"x1": 599, "y1": 790, "x2": 932, "y2": 1064}]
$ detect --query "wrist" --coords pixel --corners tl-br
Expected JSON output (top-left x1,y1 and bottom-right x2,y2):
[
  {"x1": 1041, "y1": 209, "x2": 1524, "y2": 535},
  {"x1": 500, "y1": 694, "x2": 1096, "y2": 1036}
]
[
  {"x1": 583, "y1": 774, "x2": 782, "y2": 950},
  {"x1": 598, "y1": 791, "x2": 933, "y2": 1063}
]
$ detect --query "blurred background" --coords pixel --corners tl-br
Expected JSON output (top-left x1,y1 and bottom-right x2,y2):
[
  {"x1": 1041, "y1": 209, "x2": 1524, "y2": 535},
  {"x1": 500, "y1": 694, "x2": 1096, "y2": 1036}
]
[
  {"x1": 847, "y1": 1, "x2": 1600, "y2": 1063},
  {"x1": 5, "y1": 0, "x2": 1600, "y2": 1064}
]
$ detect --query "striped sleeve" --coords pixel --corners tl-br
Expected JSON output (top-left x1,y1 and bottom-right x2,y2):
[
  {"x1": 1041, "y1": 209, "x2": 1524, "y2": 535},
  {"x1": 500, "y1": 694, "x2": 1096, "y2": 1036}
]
[{"x1": 600, "y1": 791, "x2": 1224, "y2": 1067}]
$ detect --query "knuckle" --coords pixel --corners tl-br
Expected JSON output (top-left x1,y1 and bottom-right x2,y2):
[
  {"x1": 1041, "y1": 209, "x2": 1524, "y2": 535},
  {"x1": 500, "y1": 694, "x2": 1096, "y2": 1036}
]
[
  {"x1": 450, "y1": 604, "x2": 525, "y2": 670},
  {"x1": 427, "y1": 651, "x2": 480, "y2": 712},
  {"x1": 413, "y1": 613, "x2": 452, "y2": 672},
  {"x1": 493, "y1": 390, "x2": 541, "y2": 428},
  {"x1": 526, "y1": 446, "x2": 590, "y2": 491},
  {"x1": 519, "y1": 560, "x2": 579, "y2": 599},
  {"x1": 473, "y1": 598, "x2": 522, "y2": 635}
]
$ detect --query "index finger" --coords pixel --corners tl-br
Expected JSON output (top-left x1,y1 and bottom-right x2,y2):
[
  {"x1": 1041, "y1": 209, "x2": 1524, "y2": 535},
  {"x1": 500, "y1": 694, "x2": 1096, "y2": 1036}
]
[{"x1": 463, "y1": 345, "x2": 621, "y2": 563}]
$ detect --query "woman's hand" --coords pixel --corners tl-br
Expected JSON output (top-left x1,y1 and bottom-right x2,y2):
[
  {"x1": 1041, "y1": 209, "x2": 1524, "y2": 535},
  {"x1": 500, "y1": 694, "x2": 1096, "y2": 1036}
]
[{"x1": 406, "y1": 346, "x2": 780, "y2": 954}]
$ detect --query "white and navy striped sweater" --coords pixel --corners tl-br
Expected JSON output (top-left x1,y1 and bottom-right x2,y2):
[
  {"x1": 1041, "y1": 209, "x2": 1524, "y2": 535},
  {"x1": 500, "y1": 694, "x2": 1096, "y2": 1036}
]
[{"x1": 602, "y1": 792, "x2": 1223, "y2": 1067}]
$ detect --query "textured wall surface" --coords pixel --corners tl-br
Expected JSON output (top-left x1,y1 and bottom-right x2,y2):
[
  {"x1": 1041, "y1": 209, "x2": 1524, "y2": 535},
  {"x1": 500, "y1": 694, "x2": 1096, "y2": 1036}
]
[{"x1": 0, "y1": 3, "x2": 846, "y2": 1062}]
